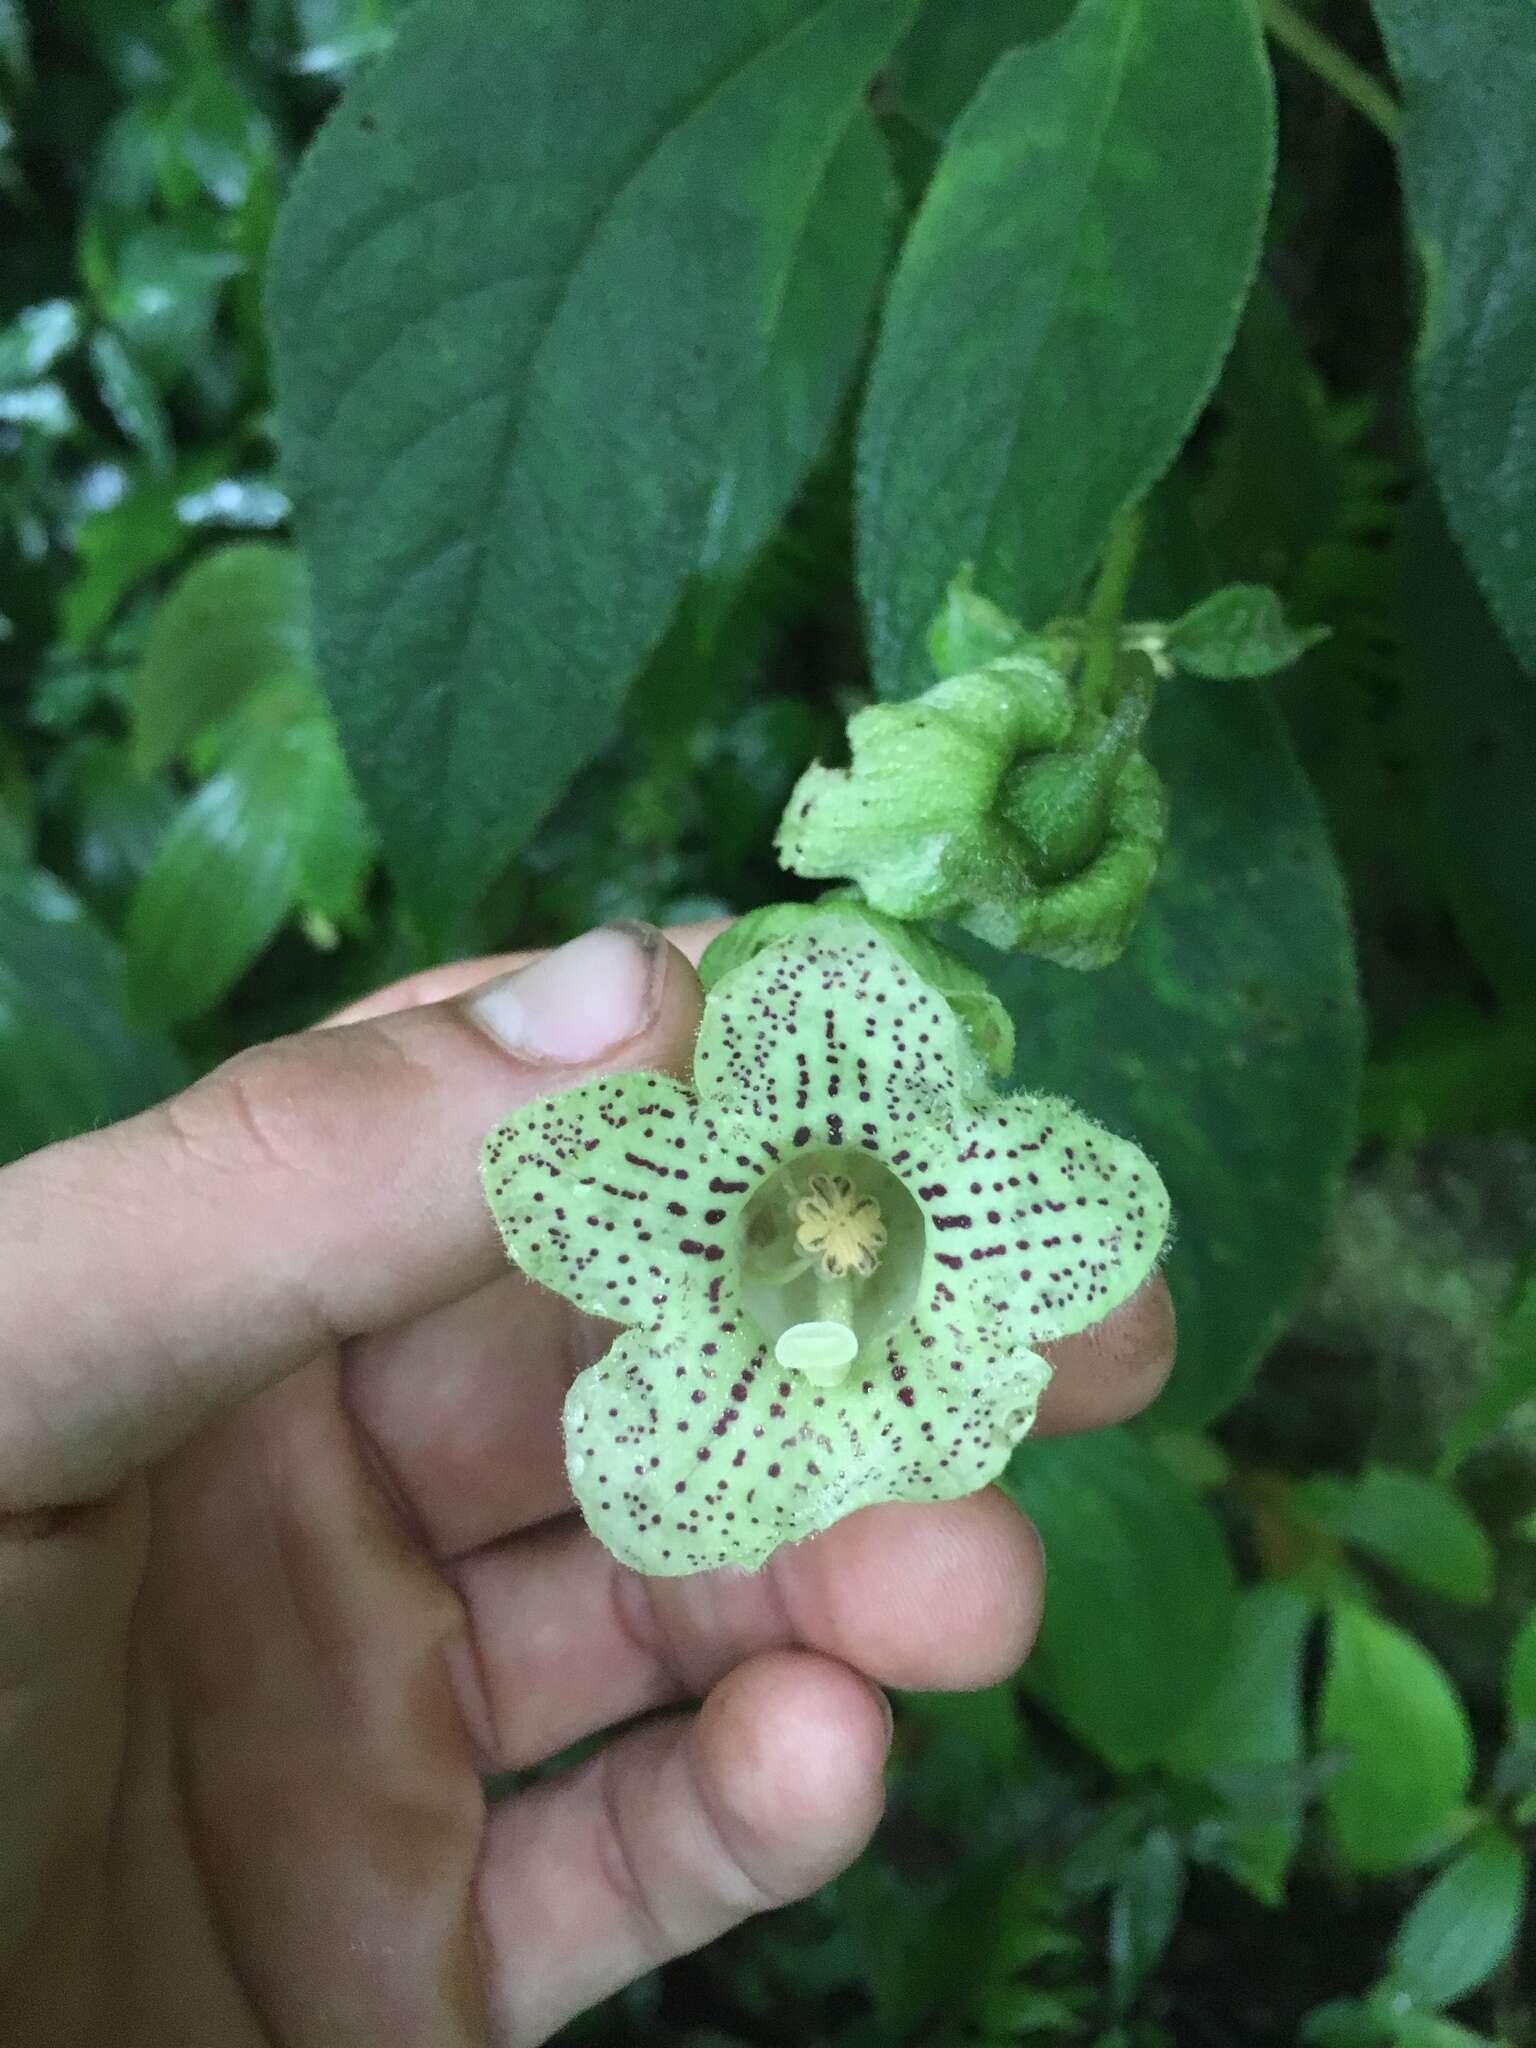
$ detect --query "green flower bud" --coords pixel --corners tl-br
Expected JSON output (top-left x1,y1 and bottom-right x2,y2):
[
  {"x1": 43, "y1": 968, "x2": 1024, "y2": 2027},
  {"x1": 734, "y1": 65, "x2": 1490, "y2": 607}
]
[
  {"x1": 991, "y1": 751, "x2": 1166, "y2": 970},
  {"x1": 777, "y1": 651, "x2": 1167, "y2": 970},
  {"x1": 775, "y1": 657, "x2": 1075, "y2": 924},
  {"x1": 1000, "y1": 658, "x2": 1157, "y2": 883}
]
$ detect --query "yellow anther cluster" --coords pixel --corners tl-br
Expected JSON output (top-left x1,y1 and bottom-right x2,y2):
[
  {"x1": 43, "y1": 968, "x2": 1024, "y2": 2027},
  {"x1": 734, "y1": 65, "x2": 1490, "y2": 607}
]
[{"x1": 793, "y1": 1173, "x2": 888, "y2": 1279}]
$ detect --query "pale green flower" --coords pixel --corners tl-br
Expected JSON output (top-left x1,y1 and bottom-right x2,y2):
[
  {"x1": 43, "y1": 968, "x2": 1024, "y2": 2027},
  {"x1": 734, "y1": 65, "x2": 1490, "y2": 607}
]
[{"x1": 483, "y1": 914, "x2": 1169, "y2": 1576}]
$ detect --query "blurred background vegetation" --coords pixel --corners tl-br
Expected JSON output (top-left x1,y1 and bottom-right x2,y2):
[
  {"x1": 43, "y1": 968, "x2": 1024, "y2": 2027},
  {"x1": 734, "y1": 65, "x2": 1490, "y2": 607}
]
[{"x1": 2, "y1": 0, "x2": 1533, "y2": 2042}]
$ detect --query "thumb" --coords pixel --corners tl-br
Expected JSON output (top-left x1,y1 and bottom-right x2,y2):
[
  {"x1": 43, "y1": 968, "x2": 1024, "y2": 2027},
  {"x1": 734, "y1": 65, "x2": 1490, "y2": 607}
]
[{"x1": 0, "y1": 922, "x2": 702, "y2": 1512}]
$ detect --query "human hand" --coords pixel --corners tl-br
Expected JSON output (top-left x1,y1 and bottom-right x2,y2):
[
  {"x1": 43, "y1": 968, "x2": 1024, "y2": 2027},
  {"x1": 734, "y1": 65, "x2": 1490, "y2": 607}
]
[{"x1": 0, "y1": 920, "x2": 1174, "y2": 2046}]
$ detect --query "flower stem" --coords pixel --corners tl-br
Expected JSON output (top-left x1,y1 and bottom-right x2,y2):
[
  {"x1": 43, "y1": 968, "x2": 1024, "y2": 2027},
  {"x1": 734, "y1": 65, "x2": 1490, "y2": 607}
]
[
  {"x1": 1262, "y1": 0, "x2": 1402, "y2": 146},
  {"x1": 1079, "y1": 504, "x2": 1145, "y2": 717}
]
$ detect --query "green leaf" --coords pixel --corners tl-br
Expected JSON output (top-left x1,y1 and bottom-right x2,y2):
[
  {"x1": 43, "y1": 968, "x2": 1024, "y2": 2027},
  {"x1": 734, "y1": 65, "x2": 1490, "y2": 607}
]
[
  {"x1": 1507, "y1": 1608, "x2": 1536, "y2": 1730},
  {"x1": 1008, "y1": 1427, "x2": 1238, "y2": 1772},
  {"x1": 0, "y1": 381, "x2": 76, "y2": 435},
  {"x1": 1165, "y1": 583, "x2": 1328, "y2": 679},
  {"x1": 977, "y1": 676, "x2": 1362, "y2": 1427},
  {"x1": 124, "y1": 709, "x2": 353, "y2": 1025},
  {"x1": 271, "y1": 0, "x2": 916, "y2": 930},
  {"x1": 52, "y1": 738, "x2": 179, "y2": 922},
  {"x1": 0, "y1": 298, "x2": 81, "y2": 383},
  {"x1": 88, "y1": 327, "x2": 172, "y2": 472},
  {"x1": 1399, "y1": 494, "x2": 1536, "y2": 1003},
  {"x1": 1302, "y1": 2001, "x2": 1384, "y2": 2048},
  {"x1": 1299, "y1": 1467, "x2": 1495, "y2": 1606},
  {"x1": 857, "y1": 0, "x2": 1275, "y2": 696},
  {"x1": 888, "y1": 0, "x2": 1075, "y2": 136},
  {"x1": 288, "y1": 719, "x2": 377, "y2": 926},
  {"x1": 1386, "y1": 2019, "x2": 1504, "y2": 2048},
  {"x1": 1371, "y1": 0, "x2": 1536, "y2": 671},
  {"x1": 133, "y1": 543, "x2": 312, "y2": 770},
  {"x1": 1363, "y1": 1001, "x2": 1536, "y2": 1152},
  {"x1": 1386, "y1": 1828, "x2": 1525, "y2": 2013},
  {"x1": 1440, "y1": 1267, "x2": 1536, "y2": 1478},
  {"x1": 0, "y1": 867, "x2": 186, "y2": 1168},
  {"x1": 96, "y1": 224, "x2": 242, "y2": 385},
  {"x1": 61, "y1": 472, "x2": 189, "y2": 648},
  {"x1": 1319, "y1": 1604, "x2": 1475, "y2": 1875},
  {"x1": 1159, "y1": 1583, "x2": 1313, "y2": 1905},
  {"x1": 1108, "y1": 1829, "x2": 1185, "y2": 2013},
  {"x1": 702, "y1": 109, "x2": 898, "y2": 581},
  {"x1": 1202, "y1": 280, "x2": 1343, "y2": 585}
]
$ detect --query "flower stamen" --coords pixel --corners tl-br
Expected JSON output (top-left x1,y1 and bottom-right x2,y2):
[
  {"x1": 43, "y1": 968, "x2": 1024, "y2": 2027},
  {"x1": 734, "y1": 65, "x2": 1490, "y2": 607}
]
[{"x1": 793, "y1": 1173, "x2": 888, "y2": 1279}]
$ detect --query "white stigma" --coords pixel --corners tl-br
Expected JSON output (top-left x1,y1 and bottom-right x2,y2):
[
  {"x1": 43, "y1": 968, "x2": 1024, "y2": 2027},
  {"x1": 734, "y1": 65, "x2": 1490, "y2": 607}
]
[{"x1": 774, "y1": 1319, "x2": 859, "y2": 1387}]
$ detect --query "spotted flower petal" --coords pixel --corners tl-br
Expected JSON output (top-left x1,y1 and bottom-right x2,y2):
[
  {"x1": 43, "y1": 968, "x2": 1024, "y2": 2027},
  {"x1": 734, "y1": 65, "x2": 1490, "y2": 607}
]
[
  {"x1": 562, "y1": 1317, "x2": 1050, "y2": 1577},
  {"x1": 693, "y1": 911, "x2": 971, "y2": 1139},
  {"x1": 484, "y1": 916, "x2": 1170, "y2": 1577},
  {"x1": 900, "y1": 1093, "x2": 1168, "y2": 1345}
]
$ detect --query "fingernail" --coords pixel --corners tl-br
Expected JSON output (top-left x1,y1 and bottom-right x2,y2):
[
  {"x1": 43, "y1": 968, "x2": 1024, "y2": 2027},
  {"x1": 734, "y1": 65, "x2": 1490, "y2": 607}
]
[
  {"x1": 877, "y1": 1688, "x2": 895, "y2": 1755},
  {"x1": 463, "y1": 921, "x2": 665, "y2": 1065}
]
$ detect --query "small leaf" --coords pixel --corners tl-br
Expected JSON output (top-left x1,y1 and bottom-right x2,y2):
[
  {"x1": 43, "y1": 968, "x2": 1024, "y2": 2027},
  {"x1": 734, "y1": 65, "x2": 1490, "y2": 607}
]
[
  {"x1": 1159, "y1": 1583, "x2": 1313, "y2": 1905},
  {"x1": 1371, "y1": 0, "x2": 1536, "y2": 671},
  {"x1": 0, "y1": 297, "x2": 81, "y2": 383},
  {"x1": 1440, "y1": 1267, "x2": 1536, "y2": 1478},
  {"x1": 1165, "y1": 583, "x2": 1328, "y2": 679},
  {"x1": 1319, "y1": 1604, "x2": 1474, "y2": 1875},
  {"x1": 61, "y1": 473, "x2": 189, "y2": 648},
  {"x1": 0, "y1": 867, "x2": 186, "y2": 1167},
  {"x1": 858, "y1": 0, "x2": 1275, "y2": 694},
  {"x1": 133, "y1": 543, "x2": 312, "y2": 770},
  {"x1": 1299, "y1": 1467, "x2": 1495, "y2": 1606},
  {"x1": 288, "y1": 721, "x2": 377, "y2": 926},
  {"x1": 0, "y1": 381, "x2": 76, "y2": 436},
  {"x1": 88, "y1": 328, "x2": 172, "y2": 473},
  {"x1": 125, "y1": 709, "x2": 351, "y2": 1025},
  {"x1": 1107, "y1": 1829, "x2": 1185, "y2": 2012},
  {"x1": 1008, "y1": 1428, "x2": 1238, "y2": 1771},
  {"x1": 1386, "y1": 1828, "x2": 1525, "y2": 2013}
]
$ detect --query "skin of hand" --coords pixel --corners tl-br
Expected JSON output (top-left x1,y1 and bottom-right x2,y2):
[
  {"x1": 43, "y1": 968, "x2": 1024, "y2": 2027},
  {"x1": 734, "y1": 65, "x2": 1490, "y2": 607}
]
[{"x1": 0, "y1": 920, "x2": 1175, "y2": 2048}]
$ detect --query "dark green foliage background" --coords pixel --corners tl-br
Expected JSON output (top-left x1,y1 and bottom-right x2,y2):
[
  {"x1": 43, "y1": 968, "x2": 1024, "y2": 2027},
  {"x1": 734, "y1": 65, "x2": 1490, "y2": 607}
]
[{"x1": 2, "y1": 1, "x2": 1534, "y2": 2042}]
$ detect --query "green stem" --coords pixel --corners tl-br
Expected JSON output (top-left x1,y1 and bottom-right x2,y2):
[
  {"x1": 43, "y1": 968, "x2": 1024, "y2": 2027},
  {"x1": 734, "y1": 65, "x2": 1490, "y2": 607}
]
[
  {"x1": 1079, "y1": 504, "x2": 1145, "y2": 717},
  {"x1": 1262, "y1": 0, "x2": 1403, "y2": 145}
]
